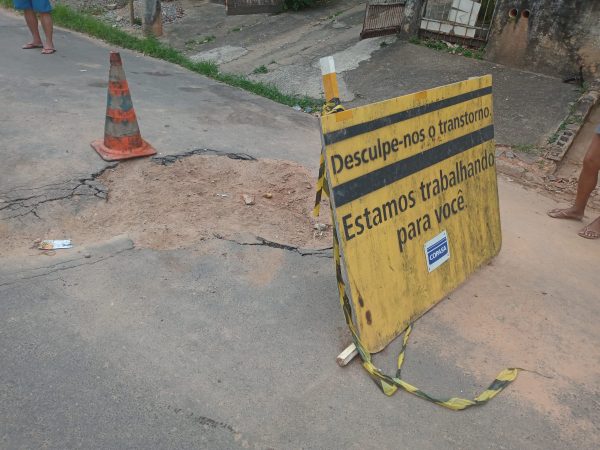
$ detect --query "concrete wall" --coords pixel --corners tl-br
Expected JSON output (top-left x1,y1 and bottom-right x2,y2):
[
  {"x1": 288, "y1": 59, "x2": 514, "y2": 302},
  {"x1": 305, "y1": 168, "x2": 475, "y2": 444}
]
[
  {"x1": 400, "y1": 0, "x2": 426, "y2": 35},
  {"x1": 485, "y1": 0, "x2": 600, "y2": 79}
]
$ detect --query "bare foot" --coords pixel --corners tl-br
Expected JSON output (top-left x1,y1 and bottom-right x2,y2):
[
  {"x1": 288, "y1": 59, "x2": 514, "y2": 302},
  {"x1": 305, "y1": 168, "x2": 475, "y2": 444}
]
[
  {"x1": 578, "y1": 216, "x2": 600, "y2": 239},
  {"x1": 547, "y1": 207, "x2": 583, "y2": 220}
]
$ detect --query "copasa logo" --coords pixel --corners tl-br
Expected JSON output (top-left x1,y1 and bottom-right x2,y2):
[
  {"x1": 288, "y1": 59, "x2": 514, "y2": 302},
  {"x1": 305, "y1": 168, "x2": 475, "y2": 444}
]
[{"x1": 424, "y1": 231, "x2": 450, "y2": 272}]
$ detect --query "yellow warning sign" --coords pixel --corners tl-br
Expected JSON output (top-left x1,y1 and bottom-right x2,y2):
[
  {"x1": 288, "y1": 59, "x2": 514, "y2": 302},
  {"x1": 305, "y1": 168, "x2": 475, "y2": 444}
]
[{"x1": 321, "y1": 75, "x2": 500, "y2": 353}]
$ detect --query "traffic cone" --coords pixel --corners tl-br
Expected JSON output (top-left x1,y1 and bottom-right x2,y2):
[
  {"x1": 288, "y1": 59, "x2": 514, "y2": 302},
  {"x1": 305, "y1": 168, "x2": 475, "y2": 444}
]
[{"x1": 91, "y1": 51, "x2": 156, "y2": 161}]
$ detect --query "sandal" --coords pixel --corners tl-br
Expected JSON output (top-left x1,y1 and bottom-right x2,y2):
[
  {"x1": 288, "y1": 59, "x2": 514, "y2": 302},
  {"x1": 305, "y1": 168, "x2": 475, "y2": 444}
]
[
  {"x1": 22, "y1": 43, "x2": 43, "y2": 49},
  {"x1": 547, "y1": 208, "x2": 583, "y2": 220},
  {"x1": 578, "y1": 226, "x2": 600, "y2": 239},
  {"x1": 41, "y1": 48, "x2": 56, "y2": 55}
]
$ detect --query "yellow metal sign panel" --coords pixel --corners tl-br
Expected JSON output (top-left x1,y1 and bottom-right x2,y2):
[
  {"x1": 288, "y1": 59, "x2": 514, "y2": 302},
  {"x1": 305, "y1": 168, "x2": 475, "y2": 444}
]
[{"x1": 321, "y1": 75, "x2": 500, "y2": 353}]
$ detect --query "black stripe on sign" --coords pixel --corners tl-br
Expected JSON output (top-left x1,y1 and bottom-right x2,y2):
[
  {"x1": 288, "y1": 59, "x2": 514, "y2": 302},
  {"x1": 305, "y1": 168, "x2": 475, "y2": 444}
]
[
  {"x1": 332, "y1": 125, "x2": 494, "y2": 207},
  {"x1": 323, "y1": 87, "x2": 493, "y2": 146}
]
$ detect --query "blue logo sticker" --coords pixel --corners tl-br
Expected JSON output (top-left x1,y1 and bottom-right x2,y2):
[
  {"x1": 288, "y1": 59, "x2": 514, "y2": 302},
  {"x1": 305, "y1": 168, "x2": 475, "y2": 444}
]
[{"x1": 425, "y1": 230, "x2": 450, "y2": 272}]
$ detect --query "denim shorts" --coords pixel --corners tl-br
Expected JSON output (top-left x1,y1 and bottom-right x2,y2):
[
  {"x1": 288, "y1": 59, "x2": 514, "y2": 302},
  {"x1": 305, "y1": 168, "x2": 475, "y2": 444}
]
[{"x1": 13, "y1": 0, "x2": 52, "y2": 13}]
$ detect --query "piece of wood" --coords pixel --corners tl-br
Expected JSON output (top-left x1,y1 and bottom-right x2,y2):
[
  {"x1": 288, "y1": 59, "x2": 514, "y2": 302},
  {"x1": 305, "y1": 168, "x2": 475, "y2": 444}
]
[
  {"x1": 143, "y1": 0, "x2": 163, "y2": 37},
  {"x1": 336, "y1": 343, "x2": 358, "y2": 367},
  {"x1": 319, "y1": 56, "x2": 340, "y2": 102},
  {"x1": 129, "y1": 0, "x2": 135, "y2": 25},
  {"x1": 321, "y1": 57, "x2": 356, "y2": 367}
]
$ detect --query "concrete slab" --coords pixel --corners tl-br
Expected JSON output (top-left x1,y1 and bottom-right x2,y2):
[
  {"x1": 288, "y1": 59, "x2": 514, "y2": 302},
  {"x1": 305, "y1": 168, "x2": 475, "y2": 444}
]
[
  {"x1": 343, "y1": 40, "x2": 580, "y2": 146},
  {"x1": 190, "y1": 45, "x2": 249, "y2": 64},
  {"x1": 249, "y1": 35, "x2": 396, "y2": 103}
]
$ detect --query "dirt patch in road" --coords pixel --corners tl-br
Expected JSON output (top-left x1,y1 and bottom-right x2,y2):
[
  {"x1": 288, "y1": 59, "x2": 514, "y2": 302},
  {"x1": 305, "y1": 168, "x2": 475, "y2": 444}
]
[{"x1": 1, "y1": 155, "x2": 332, "y2": 256}]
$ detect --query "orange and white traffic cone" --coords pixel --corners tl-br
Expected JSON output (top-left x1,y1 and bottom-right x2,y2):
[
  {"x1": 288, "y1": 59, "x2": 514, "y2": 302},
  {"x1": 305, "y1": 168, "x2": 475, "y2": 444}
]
[{"x1": 91, "y1": 51, "x2": 156, "y2": 161}]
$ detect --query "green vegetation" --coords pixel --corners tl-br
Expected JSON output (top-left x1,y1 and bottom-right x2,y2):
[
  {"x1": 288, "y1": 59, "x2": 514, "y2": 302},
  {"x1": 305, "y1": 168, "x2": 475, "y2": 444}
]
[
  {"x1": 200, "y1": 35, "x2": 216, "y2": 44},
  {"x1": 409, "y1": 37, "x2": 485, "y2": 60},
  {"x1": 79, "y1": 5, "x2": 104, "y2": 16},
  {"x1": 252, "y1": 65, "x2": 268, "y2": 74},
  {"x1": 576, "y1": 81, "x2": 590, "y2": 95},
  {"x1": 548, "y1": 103, "x2": 583, "y2": 144},
  {"x1": 285, "y1": 0, "x2": 318, "y2": 11},
  {"x1": 512, "y1": 144, "x2": 536, "y2": 154},
  {"x1": 0, "y1": 1, "x2": 321, "y2": 110},
  {"x1": 185, "y1": 35, "x2": 216, "y2": 49}
]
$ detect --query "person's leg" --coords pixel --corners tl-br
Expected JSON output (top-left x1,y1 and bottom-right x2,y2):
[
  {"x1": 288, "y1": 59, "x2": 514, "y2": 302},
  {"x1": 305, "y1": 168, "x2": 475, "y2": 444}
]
[
  {"x1": 12, "y1": 0, "x2": 41, "y2": 48},
  {"x1": 39, "y1": 13, "x2": 54, "y2": 52},
  {"x1": 23, "y1": 9, "x2": 43, "y2": 48},
  {"x1": 548, "y1": 133, "x2": 600, "y2": 220},
  {"x1": 575, "y1": 134, "x2": 600, "y2": 207},
  {"x1": 27, "y1": 0, "x2": 54, "y2": 53},
  {"x1": 577, "y1": 133, "x2": 600, "y2": 238}
]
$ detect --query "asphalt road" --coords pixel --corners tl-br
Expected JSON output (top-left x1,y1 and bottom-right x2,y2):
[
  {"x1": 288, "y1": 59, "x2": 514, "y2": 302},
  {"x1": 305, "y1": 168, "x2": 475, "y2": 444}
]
[
  {"x1": 1, "y1": 9, "x2": 599, "y2": 450},
  {"x1": 0, "y1": 11, "x2": 321, "y2": 194}
]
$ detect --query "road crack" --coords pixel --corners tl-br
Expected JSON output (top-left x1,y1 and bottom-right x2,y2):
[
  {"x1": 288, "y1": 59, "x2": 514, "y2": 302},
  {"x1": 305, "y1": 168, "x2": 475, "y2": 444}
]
[
  {"x1": 152, "y1": 148, "x2": 256, "y2": 166},
  {"x1": 0, "y1": 243, "x2": 134, "y2": 288},
  {"x1": 0, "y1": 164, "x2": 117, "y2": 220},
  {"x1": 212, "y1": 233, "x2": 332, "y2": 258}
]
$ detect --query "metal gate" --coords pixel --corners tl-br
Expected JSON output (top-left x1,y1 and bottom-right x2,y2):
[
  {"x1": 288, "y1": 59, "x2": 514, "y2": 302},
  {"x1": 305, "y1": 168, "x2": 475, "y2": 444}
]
[
  {"x1": 361, "y1": 1, "x2": 407, "y2": 39},
  {"x1": 420, "y1": 0, "x2": 497, "y2": 45}
]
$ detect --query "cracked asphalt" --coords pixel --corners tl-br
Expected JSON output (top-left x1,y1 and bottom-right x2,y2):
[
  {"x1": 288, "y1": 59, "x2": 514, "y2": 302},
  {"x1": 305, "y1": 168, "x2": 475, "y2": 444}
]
[
  {"x1": 0, "y1": 164, "x2": 113, "y2": 221},
  {"x1": 1, "y1": 9, "x2": 599, "y2": 450}
]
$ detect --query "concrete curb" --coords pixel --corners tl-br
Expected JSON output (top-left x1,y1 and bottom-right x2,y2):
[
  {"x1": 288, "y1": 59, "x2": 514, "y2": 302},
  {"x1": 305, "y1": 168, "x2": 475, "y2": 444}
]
[{"x1": 544, "y1": 88, "x2": 600, "y2": 162}]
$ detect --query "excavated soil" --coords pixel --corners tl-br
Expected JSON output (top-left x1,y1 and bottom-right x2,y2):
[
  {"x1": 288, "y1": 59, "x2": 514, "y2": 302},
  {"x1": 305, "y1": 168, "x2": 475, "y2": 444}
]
[{"x1": 1, "y1": 155, "x2": 332, "y2": 256}]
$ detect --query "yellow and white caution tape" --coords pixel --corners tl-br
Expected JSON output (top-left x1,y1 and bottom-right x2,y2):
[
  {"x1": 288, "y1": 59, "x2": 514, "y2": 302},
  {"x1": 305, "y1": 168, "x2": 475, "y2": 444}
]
[{"x1": 313, "y1": 99, "x2": 344, "y2": 217}]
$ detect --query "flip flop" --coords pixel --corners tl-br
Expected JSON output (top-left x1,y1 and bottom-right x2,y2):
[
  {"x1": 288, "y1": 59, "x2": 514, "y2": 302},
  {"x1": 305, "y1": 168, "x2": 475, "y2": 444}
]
[
  {"x1": 578, "y1": 226, "x2": 600, "y2": 239},
  {"x1": 547, "y1": 208, "x2": 583, "y2": 220},
  {"x1": 22, "y1": 43, "x2": 43, "y2": 49},
  {"x1": 41, "y1": 48, "x2": 56, "y2": 55}
]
